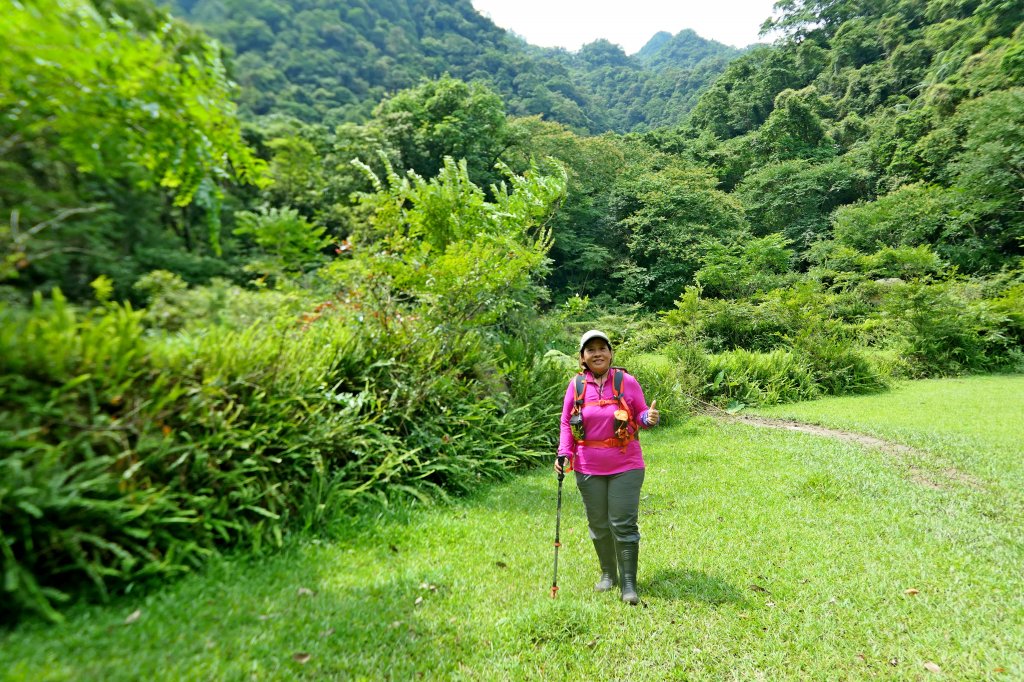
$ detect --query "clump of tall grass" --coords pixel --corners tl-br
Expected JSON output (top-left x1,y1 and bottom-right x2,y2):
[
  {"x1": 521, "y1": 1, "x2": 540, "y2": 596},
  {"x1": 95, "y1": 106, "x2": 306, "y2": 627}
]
[
  {"x1": 704, "y1": 349, "x2": 818, "y2": 406},
  {"x1": 0, "y1": 290, "x2": 561, "y2": 623},
  {"x1": 616, "y1": 352, "x2": 696, "y2": 425}
]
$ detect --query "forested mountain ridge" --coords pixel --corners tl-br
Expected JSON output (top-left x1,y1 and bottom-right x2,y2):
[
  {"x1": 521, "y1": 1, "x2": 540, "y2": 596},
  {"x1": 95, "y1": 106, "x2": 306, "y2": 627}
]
[
  {"x1": 530, "y1": 0, "x2": 1024, "y2": 304},
  {"x1": 164, "y1": 0, "x2": 742, "y2": 132},
  {"x1": 649, "y1": 0, "x2": 1024, "y2": 280}
]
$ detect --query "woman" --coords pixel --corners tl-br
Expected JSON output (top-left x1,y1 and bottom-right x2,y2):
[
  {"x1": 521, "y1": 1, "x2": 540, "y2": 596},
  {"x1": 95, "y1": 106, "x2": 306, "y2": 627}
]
[{"x1": 555, "y1": 329, "x2": 660, "y2": 605}]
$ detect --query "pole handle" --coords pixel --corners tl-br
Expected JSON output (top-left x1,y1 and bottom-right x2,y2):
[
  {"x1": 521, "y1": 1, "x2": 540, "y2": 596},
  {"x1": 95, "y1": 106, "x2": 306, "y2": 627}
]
[{"x1": 556, "y1": 455, "x2": 566, "y2": 482}]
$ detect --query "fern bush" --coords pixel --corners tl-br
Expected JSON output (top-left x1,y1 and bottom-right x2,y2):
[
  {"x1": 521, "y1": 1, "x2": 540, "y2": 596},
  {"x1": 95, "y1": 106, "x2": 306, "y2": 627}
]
[
  {"x1": 884, "y1": 280, "x2": 1018, "y2": 376},
  {"x1": 704, "y1": 349, "x2": 818, "y2": 406},
  {"x1": 787, "y1": 327, "x2": 890, "y2": 395},
  {"x1": 2, "y1": 159, "x2": 569, "y2": 623},
  {"x1": 0, "y1": 293, "x2": 560, "y2": 622},
  {"x1": 618, "y1": 352, "x2": 697, "y2": 425}
]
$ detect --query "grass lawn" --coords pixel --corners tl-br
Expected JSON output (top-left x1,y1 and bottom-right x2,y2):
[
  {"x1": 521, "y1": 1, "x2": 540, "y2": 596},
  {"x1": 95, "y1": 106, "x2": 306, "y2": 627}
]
[
  {"x1": 2, "y1": 376, "x2": 1022, "y2": 679},
  {"x1": 753, "y1": 373, "x2": 1024, "y2": 514}
]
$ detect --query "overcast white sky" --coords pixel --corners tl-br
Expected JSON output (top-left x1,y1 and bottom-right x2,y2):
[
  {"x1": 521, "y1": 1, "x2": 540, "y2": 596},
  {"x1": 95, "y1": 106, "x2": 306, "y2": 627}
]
[{"x1": 471, "y1": 0, "x2": 781, "y2": 54}]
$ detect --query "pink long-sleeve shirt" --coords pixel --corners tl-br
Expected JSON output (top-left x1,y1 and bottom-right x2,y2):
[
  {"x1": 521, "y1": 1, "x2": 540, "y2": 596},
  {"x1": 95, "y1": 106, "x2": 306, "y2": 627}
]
[{"x1": 558, "y1": 369, "x2": 652, "y2": 475}]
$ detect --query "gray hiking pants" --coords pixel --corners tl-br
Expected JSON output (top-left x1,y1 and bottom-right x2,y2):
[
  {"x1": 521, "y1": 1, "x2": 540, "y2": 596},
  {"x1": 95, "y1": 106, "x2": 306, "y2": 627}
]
[{"x1": 575, "y1": 468, "x2": 645, "y2": 544}]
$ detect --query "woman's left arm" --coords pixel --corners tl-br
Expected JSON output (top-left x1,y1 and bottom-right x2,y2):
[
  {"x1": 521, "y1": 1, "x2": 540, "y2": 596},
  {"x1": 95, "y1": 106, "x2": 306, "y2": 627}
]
[
  {"x1": 644, "y1": 399, "x2": 660, "y2": 427},
  {"x1": 626, "y1": 374, "x2": 659, "y2": 428}
]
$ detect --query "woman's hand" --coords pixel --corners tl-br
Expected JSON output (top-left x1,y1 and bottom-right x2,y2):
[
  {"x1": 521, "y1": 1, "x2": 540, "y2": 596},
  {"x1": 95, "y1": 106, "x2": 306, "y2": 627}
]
[
  {"x1": 554, "y1": 456, "x2": 567, "y2": 475},
  {"x1": 646, "y1": 400, "x2": 660, "y2": 426}
]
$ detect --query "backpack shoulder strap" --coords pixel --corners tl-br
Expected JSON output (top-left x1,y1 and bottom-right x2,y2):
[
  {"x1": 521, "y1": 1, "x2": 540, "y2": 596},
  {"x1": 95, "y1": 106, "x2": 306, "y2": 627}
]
[
  {"x1": 611, "y1": 368, "x2": 638, "y2": 431},
  {"x1": 611, "y1": 368, "x2": 625, "y2": 400},
  {"x1": 573, "y1": 373, "x2": 586, "y2": 409}
]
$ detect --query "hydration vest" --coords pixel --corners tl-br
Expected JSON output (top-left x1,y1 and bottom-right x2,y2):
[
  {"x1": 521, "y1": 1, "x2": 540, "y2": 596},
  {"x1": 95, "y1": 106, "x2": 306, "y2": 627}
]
[{"x1": 570, "y1": 367, "x2": 638, "y2": 449}]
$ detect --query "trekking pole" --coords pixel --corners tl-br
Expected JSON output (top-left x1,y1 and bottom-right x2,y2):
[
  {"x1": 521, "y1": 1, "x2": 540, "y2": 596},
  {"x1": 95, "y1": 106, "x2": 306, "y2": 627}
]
[{"x1": 550, "y1": 455, "x2": 567, "y2": 598}]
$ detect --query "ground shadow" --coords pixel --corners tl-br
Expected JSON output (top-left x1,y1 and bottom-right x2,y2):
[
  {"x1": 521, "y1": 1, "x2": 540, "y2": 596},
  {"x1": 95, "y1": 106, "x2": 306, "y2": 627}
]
[
  {"x1": 466, "y1": 478, "x2": 579, "y2": 514},
  {"x1": 642, "y1": 567, "x2": 744, "y2": 605}
]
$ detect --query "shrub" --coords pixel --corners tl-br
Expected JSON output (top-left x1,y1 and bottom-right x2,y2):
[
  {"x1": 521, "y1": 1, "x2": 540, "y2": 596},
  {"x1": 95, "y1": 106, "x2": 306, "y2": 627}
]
[
  {"x1": 695, "y1": 233, "x2": 798, "y2": 298},
  {"x1": 693, "y1": 297, "x2": 802, "y2": 352},
  {"x1": 883, "y1": 280, "x2": 1015, "y2": 375},
  {"x1": 787, "y1": 327, "x2": 890, "y2": 395},
  {"x1": 991, "y1": 281, "x2": 1024, "y2": 346},
  {"x1": 0, "y1": 291, "x2": 561, "y2": 622},
  {"x1": 619, "y1": 353, "x2": 695, "y2": 426},
  {"x1": 134, "y1": 270, "x2": 309, "y2": 331},
  {"x1": 704, "y1": 349, "x2": 818, "y2": 406}
]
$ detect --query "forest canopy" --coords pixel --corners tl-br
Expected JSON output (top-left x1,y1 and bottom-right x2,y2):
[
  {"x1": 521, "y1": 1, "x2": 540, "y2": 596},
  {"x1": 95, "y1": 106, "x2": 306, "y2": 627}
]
[{"x1": 164, "y1": 0, "x2": 742, "y2": 133}]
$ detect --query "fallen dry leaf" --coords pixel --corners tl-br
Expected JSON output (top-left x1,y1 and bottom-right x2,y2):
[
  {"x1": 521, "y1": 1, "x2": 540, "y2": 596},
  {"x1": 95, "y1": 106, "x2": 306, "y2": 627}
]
[
  {"x1": 414, "y1": 596, "x2": 424, "y2": 606},
  {"x1": 297, "y1": 587, "x2": 315, "y2": 597},
  {"x1": 855, "y1": 653, "x2": 867, "y2": 663},
  {"x1": 889, "y1": 658, "x2": 899, "y2": 667},
  {"x1": 319, "y1": 628, "x2": 335, "y2": 638},
  {"x1": 905, "y1": 588, "x2": 920, "y2": 596},
  {"x1": 124, "y1": 609, "x2": 141, "y2": 625},
  {"x1": 748, "y1": 584, "x2": 769, "y2": 593},
  {"x1": 924, "y1": 662, "x2": 941, "y2": 673},
  {"x1": 765, "y1": 600, "x2": 777, "y2": 608},
  {"x1": 292, "y1": 653, "x2": 311, "y2": 664}
]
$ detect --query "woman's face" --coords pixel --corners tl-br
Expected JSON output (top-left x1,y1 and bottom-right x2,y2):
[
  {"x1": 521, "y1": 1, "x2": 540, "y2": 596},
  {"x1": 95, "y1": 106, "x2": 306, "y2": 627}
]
[{"x1": 581, "y1": 339, "x2": 612, "y2": 375}]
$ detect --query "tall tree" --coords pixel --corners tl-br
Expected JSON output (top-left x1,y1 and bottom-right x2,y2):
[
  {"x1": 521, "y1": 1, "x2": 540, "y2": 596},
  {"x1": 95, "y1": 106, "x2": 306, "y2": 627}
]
[{"x1": 1, "y1": 0, "x2": 264, "y2": 296}]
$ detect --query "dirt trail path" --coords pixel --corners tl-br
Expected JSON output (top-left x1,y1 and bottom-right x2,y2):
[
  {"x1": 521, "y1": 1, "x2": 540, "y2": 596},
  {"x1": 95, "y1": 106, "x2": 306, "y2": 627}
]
[
  {"x1": 729, "y1": 414, "x2": 922, "y2": 455},
  {"x1": 719, "y1": 413, "x2": 983, "y2": 490}
]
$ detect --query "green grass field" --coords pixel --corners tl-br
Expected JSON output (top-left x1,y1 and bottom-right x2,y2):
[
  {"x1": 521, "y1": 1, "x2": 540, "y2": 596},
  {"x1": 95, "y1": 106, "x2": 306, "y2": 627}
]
[
  {"x1": 3, "y1": 376, "x2": 1022, "y2": 679},
  {"x1": 754, "y1": 374, "x2": 1024, "y2": 492}
]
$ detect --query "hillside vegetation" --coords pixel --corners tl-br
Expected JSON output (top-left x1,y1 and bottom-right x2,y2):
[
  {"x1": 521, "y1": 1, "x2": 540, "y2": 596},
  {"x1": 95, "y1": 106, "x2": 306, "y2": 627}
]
[{"x1": 166, "y1": 0, "x2": 741, "y2": 132}]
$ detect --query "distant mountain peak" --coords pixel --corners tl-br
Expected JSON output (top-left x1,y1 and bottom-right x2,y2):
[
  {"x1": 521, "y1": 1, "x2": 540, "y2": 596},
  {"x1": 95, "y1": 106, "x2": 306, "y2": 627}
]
[
  {"x1": 637, "y1": 31, "x2": 673, "y2": 57},
  {"x1": 636, "y1": 28, "x2": 739, "y2": 68}
]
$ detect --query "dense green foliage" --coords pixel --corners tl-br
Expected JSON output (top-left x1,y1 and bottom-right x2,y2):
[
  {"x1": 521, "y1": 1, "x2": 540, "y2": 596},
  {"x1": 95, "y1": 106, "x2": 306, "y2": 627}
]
[
  {"x1": 1, "y1": 159, "x2": 567, "y2": 622},
  {"x1": 165, "y1": 0, "x2": 741, "y2": 133},
  {"x1": 1, "y1": 0, "x2": 265, "y2": 299}
]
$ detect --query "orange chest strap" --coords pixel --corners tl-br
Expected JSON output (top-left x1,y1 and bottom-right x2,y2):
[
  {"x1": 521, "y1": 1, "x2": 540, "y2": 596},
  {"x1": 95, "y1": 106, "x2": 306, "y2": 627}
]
[{"x1": 580, "y1": 399, "x2": 619, "y2": 408}]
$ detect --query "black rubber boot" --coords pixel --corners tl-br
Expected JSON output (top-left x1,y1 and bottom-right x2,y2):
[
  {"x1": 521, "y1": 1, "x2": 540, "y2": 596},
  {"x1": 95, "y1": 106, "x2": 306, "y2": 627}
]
[
  {"x1": 618, "y1": 541, "x2": 639, "y2": 605},
  {"x1": 592, "y1": 536, "x2": 617, "y2": 592}
]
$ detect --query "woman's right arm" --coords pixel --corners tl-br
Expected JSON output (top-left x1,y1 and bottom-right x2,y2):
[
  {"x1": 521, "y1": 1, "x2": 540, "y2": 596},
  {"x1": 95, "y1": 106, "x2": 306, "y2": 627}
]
[
  {"x1": 554, "y1": 381, "x2": 576, "y2": 475},
  {"x1": 557, "y1": 380, "x2": 576, "y2": 457}
]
